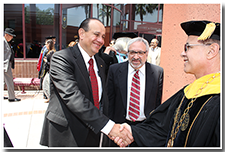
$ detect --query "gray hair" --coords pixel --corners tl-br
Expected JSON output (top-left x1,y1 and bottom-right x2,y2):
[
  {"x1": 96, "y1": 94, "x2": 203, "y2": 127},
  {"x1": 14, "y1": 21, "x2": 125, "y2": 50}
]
[
  {"x1": 112, "y1": 37, "x2": 131, "y2": 52},
  {"x1": 151, "y1": 38, "x2": 159, "y2": 44},
  {"x1": 127, "y1": 37, "x2": 149, "y2": 52}
]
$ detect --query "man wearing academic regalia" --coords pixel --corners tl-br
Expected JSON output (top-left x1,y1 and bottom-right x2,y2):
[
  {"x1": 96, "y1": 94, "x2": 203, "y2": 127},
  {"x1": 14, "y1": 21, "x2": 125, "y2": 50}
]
[{"x1": 112, "y1": 20, "x2": 221, "y2": 147}]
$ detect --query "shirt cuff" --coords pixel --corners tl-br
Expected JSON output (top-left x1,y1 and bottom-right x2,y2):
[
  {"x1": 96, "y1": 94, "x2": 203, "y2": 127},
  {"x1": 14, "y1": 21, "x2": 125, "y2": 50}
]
[{"x1": 101, "y1": 120, "x2": 115, "y2": 135}]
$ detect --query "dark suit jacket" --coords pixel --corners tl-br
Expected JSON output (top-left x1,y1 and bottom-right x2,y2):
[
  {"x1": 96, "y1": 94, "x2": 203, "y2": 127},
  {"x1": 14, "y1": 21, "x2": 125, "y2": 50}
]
[
  {"x1": 107, "y1": 61, "x2": 163, "y2": 123},
  {"x1": 40, "y1": 44, "x2": 109, "y2": 147}
]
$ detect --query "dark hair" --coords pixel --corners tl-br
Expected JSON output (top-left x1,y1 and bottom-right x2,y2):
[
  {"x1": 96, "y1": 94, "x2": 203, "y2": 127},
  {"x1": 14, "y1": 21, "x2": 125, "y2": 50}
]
[
  {"x1": 78, "y1": 18, "x2": 103, "y2": 34},
  {"x1": 201, "y1": 39, "x2": 220, "y2": 46},
  {"x1": 46, "y1": 39, "x2": 54, "y2": 51}
]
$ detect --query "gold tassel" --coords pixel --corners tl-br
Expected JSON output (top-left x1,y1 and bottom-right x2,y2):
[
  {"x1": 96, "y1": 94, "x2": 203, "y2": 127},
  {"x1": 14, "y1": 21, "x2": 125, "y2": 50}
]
[{"x1": 198, "y1": 22, "x2": 216, "y2": 40}]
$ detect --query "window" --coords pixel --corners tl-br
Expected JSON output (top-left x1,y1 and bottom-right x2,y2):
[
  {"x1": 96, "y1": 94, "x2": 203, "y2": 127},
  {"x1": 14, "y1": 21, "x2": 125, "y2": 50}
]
[
  {"x1": 121, "y1": 4, "x2": 163, "y2": 36},
  {"x1": 4, "y1": 4, "x2": 23, "y2": 58},
  {"x1": 92, "y1": 4, "x2": 112, "y2": 46},
  {"x1": 134, "y1": 4, "x2": 163, "y2": 23},
  {"x1": 112, "y1": 4, "x2": 122, "y2": 34},
  {"x1": 24, "y1": 4, "x2": 60, "y2": 58},
  {"x1": 61, "y1": 4, "x2": 91, "y2": 49},
  {"x1": 93, "y1": 4, "x2": 111, "y2": 27}
]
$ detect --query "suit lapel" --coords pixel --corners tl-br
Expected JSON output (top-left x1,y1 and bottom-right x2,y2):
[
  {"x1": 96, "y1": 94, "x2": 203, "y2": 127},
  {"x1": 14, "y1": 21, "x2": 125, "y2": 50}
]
[
  {"x1": 118, "y1": 62, "x2": 129, "y2": 109},
  {"x1": 95, "y1": 55, "x2": 106, "y2": 102},
  {"x1": 95, "y1": 54, "x2": 106, "y2": 98},
  {"x1": 145, "y1": 63, "x2": 154, "y2": 109},
  {"x1": 71, "y1": 45, "x2": 92, "y2": 93}
]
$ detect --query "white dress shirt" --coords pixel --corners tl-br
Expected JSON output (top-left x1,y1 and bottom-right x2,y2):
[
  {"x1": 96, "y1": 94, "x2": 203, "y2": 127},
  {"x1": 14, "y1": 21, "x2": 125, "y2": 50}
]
[
  {"x1": 126, "y1": 63, "x2": 146, "y2": 121},
  {"x1": 78, "y1": 43, "x2": 102, "y2": 99},
  {"x1": 78, "y1": 43, "x2": 114, "y2": 136},
  {"x1": 148, "y1": 46, "x2": 161, "y2": 65}
]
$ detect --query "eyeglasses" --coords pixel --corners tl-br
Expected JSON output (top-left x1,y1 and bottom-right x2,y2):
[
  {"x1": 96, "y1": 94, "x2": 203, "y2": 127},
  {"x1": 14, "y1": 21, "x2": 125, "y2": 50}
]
[
  {"x1": 184, "y1": 43, "x2": 212, "y2": 52},
  {"x1": 128, "y1": 50, "x2": 147, "y2": 56}
]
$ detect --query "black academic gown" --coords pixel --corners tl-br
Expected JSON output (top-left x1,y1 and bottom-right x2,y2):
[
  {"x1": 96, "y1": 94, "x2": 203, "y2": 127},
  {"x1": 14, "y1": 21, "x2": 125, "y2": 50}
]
[{"x1": 131, "y1": 87, "x2": 220, "y2": 147}]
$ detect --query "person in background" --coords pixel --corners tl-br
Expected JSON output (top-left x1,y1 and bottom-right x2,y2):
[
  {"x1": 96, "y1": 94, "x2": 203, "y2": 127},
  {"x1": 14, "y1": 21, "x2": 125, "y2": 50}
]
[
  {"x1": 107, "y1": 37, "x2": 164, "y2": 146},
  {"x1": 112, "y1": 32, "x2": 138, "y2": 63},
  {"x1": 97, "y1": 32, "x2": 137, "y2": 75},
  {"x1": 147, "y1": 38, "x2": 161, "y2": 66},
  {"x1": 37, "y1": 36, "x2": 56, "y2": 75},
  {"x1": 37, "y1": 36, "x2": 56, "y2": 99},
  {"x1": 3, "y1": 28, "x2": 21, "y2": 102},
  {"x1": 109, "y1": 39, "x2": 115, "y2": 46},
  {"x1": 42, "y1": 39, "x2": 56, "y2": 103},
  {"x1": 51, "y1": 36, "x2": 59, "y2": 51},
  {"x1": 112, "y1": 37, "x2": 131, "y2": 63},
  {"x1": 68, "y1": 41, "x2": 77, "y2": 47}
]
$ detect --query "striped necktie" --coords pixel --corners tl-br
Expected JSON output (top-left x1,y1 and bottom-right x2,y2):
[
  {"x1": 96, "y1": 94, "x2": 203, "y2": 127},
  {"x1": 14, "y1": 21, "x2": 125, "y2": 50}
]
[
  {"x1": 128, "y1": 70, "x2": 140, "y2": 121},
  {"x1": 88, "y1": 58, "x2": 99, "y2": 109}
]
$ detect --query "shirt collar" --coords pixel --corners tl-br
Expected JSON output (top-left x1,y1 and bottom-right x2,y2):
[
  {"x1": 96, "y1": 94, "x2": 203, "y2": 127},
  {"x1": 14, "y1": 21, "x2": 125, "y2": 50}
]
[
  {"x1": 78, "y1": 43, "x2": 95, "y2": 67},
  {"x1": 128, "y1": 62, "x2": 145, "y2": 76},
  {"x1": 151, "y1": 47, "x2": 156, "y2": 51}
]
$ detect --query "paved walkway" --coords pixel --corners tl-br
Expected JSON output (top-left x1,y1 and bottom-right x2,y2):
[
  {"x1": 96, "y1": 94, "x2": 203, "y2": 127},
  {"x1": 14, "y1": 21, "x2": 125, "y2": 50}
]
[{"x1": 2, "y1": 90, "x2": 48, "y2": 148}]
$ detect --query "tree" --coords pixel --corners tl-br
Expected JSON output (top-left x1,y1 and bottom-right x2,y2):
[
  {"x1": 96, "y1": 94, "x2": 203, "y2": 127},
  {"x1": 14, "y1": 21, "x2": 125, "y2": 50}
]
[
  {"x1": 25, "y1": 5, "x2": 54, "y2": 25},
  {"x1": 135, "y1": 4, "x2": 162, "y2": 23},
  {"x1": 36, "y1": 7, "x2": 54, "y2": 25},
  {"x1": 99, "y1": 4, "x2": 111, "y2": 26}
]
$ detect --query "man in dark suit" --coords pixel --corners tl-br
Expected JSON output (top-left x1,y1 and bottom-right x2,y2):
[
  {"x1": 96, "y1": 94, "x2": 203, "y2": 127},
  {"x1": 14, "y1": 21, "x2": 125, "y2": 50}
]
[
  {"x1": 107, "y1": 37, "x2": 164, "y2": 146},
  {"x1": 39, "y1": 18, "x2": 133, "y2": 147}
]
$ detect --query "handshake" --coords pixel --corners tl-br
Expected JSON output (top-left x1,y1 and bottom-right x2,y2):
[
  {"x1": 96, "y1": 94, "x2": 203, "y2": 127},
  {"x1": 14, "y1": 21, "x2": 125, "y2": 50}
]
[{"x1": 108, "y1": 123, "x2": 134, "y2": 147}]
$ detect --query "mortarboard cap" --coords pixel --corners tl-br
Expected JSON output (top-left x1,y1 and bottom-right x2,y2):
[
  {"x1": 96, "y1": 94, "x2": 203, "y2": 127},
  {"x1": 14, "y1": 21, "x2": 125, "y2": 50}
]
[
  {"x1": 181, "y1": 20, "x2": 220, "y2": 41},
  {"x1": 45, "y1": 35, "x2": 56, "y2": 40},
  {"x1": 112, "y1": 32, "x2": 138, "y2": 40}
]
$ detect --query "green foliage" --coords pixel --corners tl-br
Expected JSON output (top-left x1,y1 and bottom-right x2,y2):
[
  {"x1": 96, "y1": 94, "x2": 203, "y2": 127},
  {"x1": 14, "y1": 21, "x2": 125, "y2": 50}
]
[
  {"x1": 135, "y1": 4, "x2": 162, "y2": 22},
  {"x1": 25, "y1": 5, "x2": 54, "y2": 25}
]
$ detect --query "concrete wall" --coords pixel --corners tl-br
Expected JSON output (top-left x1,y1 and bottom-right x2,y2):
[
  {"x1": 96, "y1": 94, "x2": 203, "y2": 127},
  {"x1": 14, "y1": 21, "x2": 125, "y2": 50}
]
[{"x1": 160, "y1": 4, "x2": 221, "y2": 102}]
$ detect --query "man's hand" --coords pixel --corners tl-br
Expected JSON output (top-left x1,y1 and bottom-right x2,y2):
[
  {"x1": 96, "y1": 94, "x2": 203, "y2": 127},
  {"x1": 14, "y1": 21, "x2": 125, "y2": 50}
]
[
  {"x1": 113, "y1": 123, "x2": 133, "y2": 147},
  {"x1": 108, "y1": 123, "x2": 133, "y2": 147}
]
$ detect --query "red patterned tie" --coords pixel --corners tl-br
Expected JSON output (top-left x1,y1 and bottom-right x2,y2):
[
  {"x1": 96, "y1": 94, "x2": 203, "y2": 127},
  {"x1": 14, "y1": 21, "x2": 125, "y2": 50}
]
[
  {"x1": 128, "y1": 70, "x2": 140, "y2": 121},
  {"x1": 88, "y1": 58, "x2": 99, "y2": 109}
]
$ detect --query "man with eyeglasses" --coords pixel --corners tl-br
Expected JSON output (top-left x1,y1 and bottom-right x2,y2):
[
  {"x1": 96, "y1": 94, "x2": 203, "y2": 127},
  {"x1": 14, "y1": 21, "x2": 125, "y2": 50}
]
[
  {"x1": 107, "y1": 37, "x2": 164, "y2": 146},
  {"x1": 112, "y1": 20, "x2": 220, "y2": 147}
]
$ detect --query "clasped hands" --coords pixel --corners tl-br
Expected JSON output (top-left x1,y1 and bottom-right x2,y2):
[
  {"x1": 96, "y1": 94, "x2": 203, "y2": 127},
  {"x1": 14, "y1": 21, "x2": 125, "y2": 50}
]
[{"x1": 108, "y1": 123, "x2": 133, "y2": 147}]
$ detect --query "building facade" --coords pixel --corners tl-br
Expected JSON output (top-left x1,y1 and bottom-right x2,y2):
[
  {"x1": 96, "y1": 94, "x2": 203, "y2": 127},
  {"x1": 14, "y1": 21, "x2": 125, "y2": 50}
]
[
  {"x1": 4, "y1": 4, "x2": 163, "y2": 58},
  {"x1": 4, "y1": 4, "x2": 163, "y2": 74},
  {"x1": 4, "y1": 4, "x2": 220, "y2": 102}
]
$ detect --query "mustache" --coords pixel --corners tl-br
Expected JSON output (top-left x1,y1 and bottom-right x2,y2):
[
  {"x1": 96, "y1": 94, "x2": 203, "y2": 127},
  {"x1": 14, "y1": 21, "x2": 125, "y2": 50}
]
[{"x1": 131, "y1": 58, "x2": 141, "y2": 62}]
